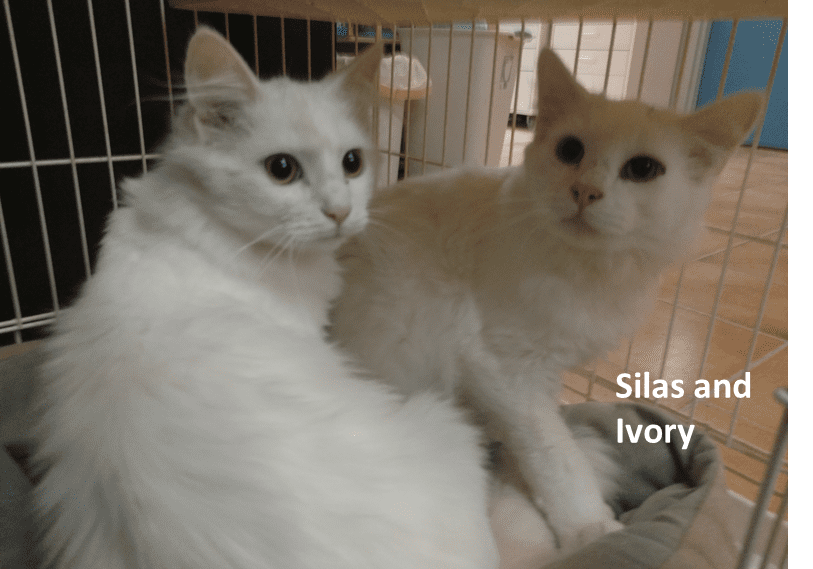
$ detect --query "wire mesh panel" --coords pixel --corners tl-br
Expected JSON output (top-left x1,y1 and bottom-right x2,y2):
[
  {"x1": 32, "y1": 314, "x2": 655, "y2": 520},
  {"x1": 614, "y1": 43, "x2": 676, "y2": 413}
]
[
  {"x1": 0, "y1": 1, "x2": 787, "y2": 567},
  {"x1": 0, "y1": 0, "x2": 328, "y2": 344}
]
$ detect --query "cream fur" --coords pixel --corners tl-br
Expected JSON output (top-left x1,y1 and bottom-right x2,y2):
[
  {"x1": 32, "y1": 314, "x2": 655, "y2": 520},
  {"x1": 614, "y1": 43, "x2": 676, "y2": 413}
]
[
  {"x1": 34, "y1": 28, "x2": 498, "y2": 569},
  {"x1": 331, "y1": 48, "x2": 764, "y2": 555}
]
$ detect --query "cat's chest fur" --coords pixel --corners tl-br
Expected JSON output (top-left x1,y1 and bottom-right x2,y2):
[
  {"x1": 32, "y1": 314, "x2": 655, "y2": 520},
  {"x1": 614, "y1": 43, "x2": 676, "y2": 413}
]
[
  {"x1": 102, "y1": 207, "x2": 339, "y2": 336},
  {"x1": 472, "y1": 217, "x2": 655, "y2": 374}
]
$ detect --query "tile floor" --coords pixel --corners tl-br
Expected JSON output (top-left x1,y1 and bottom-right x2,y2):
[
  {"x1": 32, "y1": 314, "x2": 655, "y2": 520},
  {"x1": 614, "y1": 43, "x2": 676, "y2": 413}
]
[{"x1": 500, "y1": 128, "x2": 789, "y2": 511}]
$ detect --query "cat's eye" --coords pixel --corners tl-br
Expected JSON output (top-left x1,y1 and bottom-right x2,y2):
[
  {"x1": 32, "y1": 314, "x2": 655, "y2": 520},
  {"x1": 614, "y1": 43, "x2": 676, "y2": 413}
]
[
  {"x1": 343, "y1": 149, "x2": 363, "y2": 178},
  {"x1": 265, "y1": 154, "x2": 301, "y2": 185},
  {"x1": 620, "y1": 156, "x2": 666, "y2": 183},
  {"x1": 555, "y1": 136, "x2": 585, "y2": 165}
]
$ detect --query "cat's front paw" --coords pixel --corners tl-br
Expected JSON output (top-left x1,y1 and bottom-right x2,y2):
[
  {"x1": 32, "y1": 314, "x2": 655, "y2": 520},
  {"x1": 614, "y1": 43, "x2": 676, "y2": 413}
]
[{"x1": 555, "y1": 517, "x2": 624, "y2": 555}]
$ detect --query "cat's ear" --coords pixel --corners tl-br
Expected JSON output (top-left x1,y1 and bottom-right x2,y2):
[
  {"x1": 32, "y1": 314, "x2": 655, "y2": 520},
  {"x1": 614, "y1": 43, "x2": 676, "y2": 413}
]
[
  {"x1": 534, "y1": 49, "x2": 589, "y2": 137},
  {"x1": 184, "y1": 26, "x2": 260, "y2": 132},
  {"x1": 331, "y1": 43, "x2": 383, "y2": 127},
  {"x1": 334, "y1": 42, "x2": 383, "y2": 96},
  {"x1": 680, "y1": 92, "x2": 765, "y2": 150}
]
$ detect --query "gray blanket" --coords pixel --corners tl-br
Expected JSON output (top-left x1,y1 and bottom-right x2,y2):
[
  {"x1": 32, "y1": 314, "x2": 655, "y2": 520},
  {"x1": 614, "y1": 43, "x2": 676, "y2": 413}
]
[{"x1": 1, "y1": 346, "x2": 42, "y2": 569}]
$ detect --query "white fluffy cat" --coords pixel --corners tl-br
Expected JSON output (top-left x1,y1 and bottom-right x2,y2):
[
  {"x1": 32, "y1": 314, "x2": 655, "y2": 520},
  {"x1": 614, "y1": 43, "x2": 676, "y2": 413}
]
[
  {"x1": 33, "y1": 28, "x2": 498, "y2": 569},
  {"x1": 331, "y1": 48, "x2": 764, "y2": 554}
]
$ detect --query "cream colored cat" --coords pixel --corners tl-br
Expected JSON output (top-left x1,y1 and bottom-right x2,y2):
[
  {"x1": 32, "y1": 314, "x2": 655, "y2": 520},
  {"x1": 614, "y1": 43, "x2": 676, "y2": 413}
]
[
  {"x1": 331, "y1": 48, "x2": 764, "y2": 554},
  {"x1": 34, "y1": 28, "x2": 498, "y2": 569}
]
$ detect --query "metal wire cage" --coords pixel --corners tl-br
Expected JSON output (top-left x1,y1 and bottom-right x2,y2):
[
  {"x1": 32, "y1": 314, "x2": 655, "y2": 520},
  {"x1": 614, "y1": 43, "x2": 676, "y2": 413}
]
[{"x1": 0, "y1": 1, "x2": 787, "y2": 568}]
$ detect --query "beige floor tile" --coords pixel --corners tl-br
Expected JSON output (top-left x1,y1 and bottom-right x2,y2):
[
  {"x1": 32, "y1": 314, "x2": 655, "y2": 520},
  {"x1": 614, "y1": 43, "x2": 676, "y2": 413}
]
[
  {"x1": 690, "y1": 228, "x2": 748, "y2": 260},
  {"x1": 604, "y1": 302, "x2": 784, "y2": 408},
  {"x1": 585, "y1": 380, "x2": 619, "y2": 402},
  {"x1": 704, "y1": 242, "x2": 786, "y2": 338},
  {"x1": 717, "y1": 148, "x2": 788, "y2": 188},
  {"x1": 763, "y1": 229, "x2": 788, "y2": 247},
  {"x1": 657, "y1": 242, "x2": 787, "y2": 339},
  {"x1": 562, "y1": 370, "x2": 590, "y2": 398},
  {"x1": 704, "y1": 186, "x2": 787, "y2": 237},
  {"x1": 704, "y1": 147, "x2": 787, "y2": 239}
]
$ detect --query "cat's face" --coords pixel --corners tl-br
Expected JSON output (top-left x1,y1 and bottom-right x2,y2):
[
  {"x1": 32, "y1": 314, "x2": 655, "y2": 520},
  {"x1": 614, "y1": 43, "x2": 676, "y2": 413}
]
[
  {"x1": 167, "y1": 28, "x2": 381, "y2": 253},
  {"x1": 522, "y1": 49, "x2": 763, "y2": 255}
]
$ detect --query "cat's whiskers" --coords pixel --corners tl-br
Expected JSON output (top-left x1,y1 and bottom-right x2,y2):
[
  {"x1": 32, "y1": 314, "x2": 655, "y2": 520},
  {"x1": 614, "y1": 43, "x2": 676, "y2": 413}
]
[
  {"x1": 232, "y1": 226, "x2": 286, "y2": 263},
  {"x1": 479, "y1": 204, "x2": 547, "y2": 240},
  {"x1": 365, "y1": 217, "x2": 411, "y2": 243},
  {"x1": 254, "y1": 234, "x2": 296, "y2": 279}
]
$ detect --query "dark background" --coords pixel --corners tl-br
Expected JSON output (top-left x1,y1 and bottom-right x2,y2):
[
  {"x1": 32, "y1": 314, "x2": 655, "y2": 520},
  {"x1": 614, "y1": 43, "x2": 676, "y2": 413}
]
[{"x1": 0, "y1": 0, "x2": 337, "y2": 346}]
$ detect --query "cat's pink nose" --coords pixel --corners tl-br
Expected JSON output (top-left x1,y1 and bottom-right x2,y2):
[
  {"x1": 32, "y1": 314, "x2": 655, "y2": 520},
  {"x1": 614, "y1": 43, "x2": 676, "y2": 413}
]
[
  {"x1": 322, "y1": 206, "x2": 351, "y2": 225},
  {"x1": 570, "y1": 183, "x2": 604, "y2": 213}
]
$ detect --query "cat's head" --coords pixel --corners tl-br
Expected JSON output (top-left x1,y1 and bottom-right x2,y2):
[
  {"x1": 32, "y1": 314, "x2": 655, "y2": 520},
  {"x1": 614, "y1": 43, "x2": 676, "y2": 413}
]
[
  {"x1": 160, "y1": 27, "x2": 381, "y2": 253},
  {"x1": 522, "y1": 48, "x2": 764, "y2": 259}
]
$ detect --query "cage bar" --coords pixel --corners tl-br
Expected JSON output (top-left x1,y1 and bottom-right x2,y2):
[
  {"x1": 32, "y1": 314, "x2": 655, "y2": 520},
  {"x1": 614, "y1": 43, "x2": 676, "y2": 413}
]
[
  {"x1": 572, "y1": 17, "x2": 584, "y2": 75},
  {"x1": 330, "y1": 19, "x2": 335, "y2": 72},
  {"x1": 0, "y1": 197, "x2": 23, "y2": 343},
  {"x1": 0, "y1": 154, "x2": 162, "y2": 170},
  {"x1": 601, "y1": 18, "x2": 618, "y2": 96},
  {"x1": 418, "y1": 24, "x2": 433, "y2": 175},
  {"x1": 635, "y1": 19, "x2": 653, "y2": 101},
  {"x1": 86, "y1": 0, "x2": 118, "y2": 209},
  {"x1": 482, "y1": 22, "x2": 500, "y2": 166},
  {"x1": 757, "y1": 485, "x2": 788, "y2": 569},
  {"x1": 3, "y1": 0, "x2": 60, "y2": 315},
  {"x1": 385, "y1": 24, "x2": 397, "y2": 185},
  {"x1": 402, "y1": 25, "x2": 414, "y2": 178},
  {"x1": 280, "y1": 17, "x2": 286, "y2": 74},
  {"x1": 507, "y1": 19, "x2": 526, "y2": 166},
  {"x1": 159, "y1": 0, "x2": 175, "y2": 115},
  {"x1": 46, "y1": 0, "x2": 92, "y2": 278},
  {"x1": 544, "y1": 20, "x2": 552, "y2": 49},
  {"x1": 440, "y1": 24, "x2": 454, "y2": 168},
  {"x1": 460, "y1": 22, "x2": 477, "y2": 164},
  {"x1": 253, "y1": 14, "x2": 259, "y2": 76},
  {"x1": 669, "y1": 20, "x2": 694, "y2": 109},
  {"x1": 779, "y1": 541, "x2": 788, "y2": 569},
  {"x1": 718, "y1": 19, "x2": 739, "y2": 101},
  {"x1": 123, "y1": 0, "x2": 148, "y2": 174},
  {"x1": 735, "y1": 388, "x2": 788, "y2": 569},
  {"x1": 306, "y1": 17, "x2": 312, "y2": 81}
]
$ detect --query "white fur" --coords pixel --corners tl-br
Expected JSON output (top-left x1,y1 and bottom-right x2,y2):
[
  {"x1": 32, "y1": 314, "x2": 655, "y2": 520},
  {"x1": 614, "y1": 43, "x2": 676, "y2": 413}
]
[
  {"x1": 34, "y1": 28, "x2": 498, "y2": 569},
  {"x1": 331, "y1": 49, "x2": 764, "y2": 555}
]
